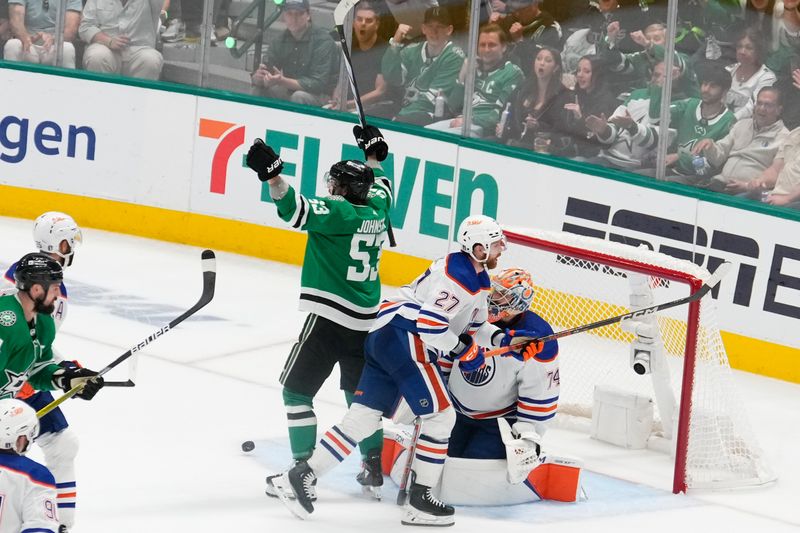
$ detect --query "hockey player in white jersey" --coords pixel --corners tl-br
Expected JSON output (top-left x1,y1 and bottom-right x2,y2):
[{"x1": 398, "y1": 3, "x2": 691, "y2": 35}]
[
  {"x1": 0, "y1": 398, "x2": 60, "y2": 533},
  {"x1": 271, "y1": 215, "x2": 542, "y2": 526},
  {"x1": 3, "y1": 212, "x2": 83, "y2": 532},
  {"x1": 443, "y1": 268, "x2": 558, "y2": 476}
]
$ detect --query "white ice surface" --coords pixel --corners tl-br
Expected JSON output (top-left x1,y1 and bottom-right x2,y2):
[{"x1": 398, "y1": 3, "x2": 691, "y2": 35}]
[{"x1": 0, "y1": 215, "x2": 798, "y2": 533}]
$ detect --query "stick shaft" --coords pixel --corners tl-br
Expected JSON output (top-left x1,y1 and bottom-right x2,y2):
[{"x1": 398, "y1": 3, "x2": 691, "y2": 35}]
[
  {"x1": 36, "y1": 250, "x2": 216, "y2": 418},
  {"x1": 485, "y1": 262, "x2": 730, "y2": 358},
  {"x1": 396, "y1": 416, "x2": 422, "y2": 506}
]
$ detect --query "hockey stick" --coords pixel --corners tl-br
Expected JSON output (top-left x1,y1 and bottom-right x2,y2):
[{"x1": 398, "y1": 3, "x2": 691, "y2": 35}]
[
  {"x1": 333, "y1": 0, "x2": 397, "y2": 247},
  {"x1": 485, "y1": 262, "x2": 732, "y2": 358},
  {"x1": 396, "y1": 416, "x2": 422, "y2": 506},
  {"x1": 36, "y1": 250, "x2": 217, "y2": 418}
]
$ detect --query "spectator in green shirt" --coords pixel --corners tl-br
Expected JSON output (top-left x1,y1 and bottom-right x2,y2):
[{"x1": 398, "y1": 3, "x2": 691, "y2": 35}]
[{"x1": 251, "y1": 0, "x2": 338, "y2": 106}]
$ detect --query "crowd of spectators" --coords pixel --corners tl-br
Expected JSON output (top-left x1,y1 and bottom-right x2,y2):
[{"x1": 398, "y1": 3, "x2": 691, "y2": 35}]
[{"x1": 3, "y1": 0, "x2": 800, "y2": 209}]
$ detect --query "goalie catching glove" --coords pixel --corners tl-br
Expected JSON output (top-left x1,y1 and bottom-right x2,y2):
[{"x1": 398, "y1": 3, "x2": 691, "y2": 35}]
[
  {"x1": 353, "y1": 125, "x2": 389, "y2": 161},
  {"x1": 52, "y1": 367, "x2": 105, "y2": 400},
  {"x1": 451, "y1": 333, "x2": 485, "y2": 373},
  {"x1": 497, "y1": 418, "x2": 543, "y2": 484},
  {"x1": 245, "y1": 139, "x2": 284, "y2": 182},
  {"x1": 499, "y1": 329, "x2": 545, "y2": 362}
]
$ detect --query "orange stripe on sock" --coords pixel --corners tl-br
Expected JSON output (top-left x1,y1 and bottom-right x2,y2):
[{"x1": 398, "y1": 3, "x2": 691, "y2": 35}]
[
  {"x1": 57, "y1": 492, "x2": 77, "y2": 498},
  {"x1": 415, "y1": 443, "x2": 447, "y2": 455},
  {"x1": 326, "y1": 432, "x2": 352, "y2": 455}
]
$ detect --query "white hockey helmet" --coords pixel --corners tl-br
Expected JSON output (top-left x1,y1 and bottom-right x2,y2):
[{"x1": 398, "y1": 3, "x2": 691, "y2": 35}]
[
  {"x1": 0, "y1": 399, "x2": 40, "y2": 454},
  {"x1": 33, "y1": 211, "x2": 82, "y2": 267},
  {"x1": 457, "y1": 215, "x2": 505, "y2": 262}
]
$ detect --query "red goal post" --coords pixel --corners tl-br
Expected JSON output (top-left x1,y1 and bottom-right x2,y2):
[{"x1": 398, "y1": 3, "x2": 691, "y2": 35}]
[{"x1": 501, "y1": 227, "x2": 774, "y2": 493}]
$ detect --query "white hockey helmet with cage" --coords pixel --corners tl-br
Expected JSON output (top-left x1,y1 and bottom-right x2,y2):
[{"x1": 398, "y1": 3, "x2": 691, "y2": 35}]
[
  {"x1": 33, "y1": 211, "x2": 82, "y2": 267},
  {"x1": 0, "y1": 399, "x2": 40, "y2": 454},
  {"x1": 457, "y1": 215, "x2": 505, "y2": 262},
  {"x1": 488, "y1": 268, "x2": 535, "y2": 323}
]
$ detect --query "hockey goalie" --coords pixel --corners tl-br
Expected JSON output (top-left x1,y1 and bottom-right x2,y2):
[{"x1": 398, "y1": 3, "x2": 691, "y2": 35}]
[{"x1": 383, "y1": 268, "x2": 582, "y2": 505}]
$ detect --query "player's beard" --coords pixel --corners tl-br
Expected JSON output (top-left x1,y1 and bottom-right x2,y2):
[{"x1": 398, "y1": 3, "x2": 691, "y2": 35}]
[
  {"x1": 33, "y1": 294, "x2": 55, "y2": 315},
  {"x1": 485, "y1": 255, "x2": 500, "y2": 270}
]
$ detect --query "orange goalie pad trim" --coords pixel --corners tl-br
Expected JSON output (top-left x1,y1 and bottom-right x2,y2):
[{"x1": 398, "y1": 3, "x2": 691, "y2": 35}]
[
  {"x1": 382, "y1": 436, "x2": 405, "y2": 476},
  {"x1": 526, "y1": 462, "x2": 581, "y2": 502}
]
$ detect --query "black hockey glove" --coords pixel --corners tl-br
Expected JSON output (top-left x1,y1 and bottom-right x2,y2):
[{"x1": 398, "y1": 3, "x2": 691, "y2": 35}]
[
  {"x1": 353, "y1": 125, "x2": 389, "y2": 161},
  {"x1": 53, "y1": 367, "x2": 105, "y2": 400},
  {"x1": 245, "y1": 139, "x2": 283, "y2": 182}
]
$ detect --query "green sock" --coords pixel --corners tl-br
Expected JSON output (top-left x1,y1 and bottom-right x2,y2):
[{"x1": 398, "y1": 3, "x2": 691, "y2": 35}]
[
  {"x1": 344, "y1": 390, "x2": 383, "y2": 459},
  {"x1": 283, "y1": 388, "x2": 317, "y2": 460}
]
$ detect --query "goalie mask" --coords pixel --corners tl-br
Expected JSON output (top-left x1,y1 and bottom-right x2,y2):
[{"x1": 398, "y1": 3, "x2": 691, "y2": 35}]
[
  {"x1": 488, "y1": 268, "x2": 535, "y2": 323},
  {"x1": 0, "y1": 399, "x2": 40, "y2": 455},
  {"x1": 325, "y1": 160, "x2": 375, "y2": 205},
  {"x1": 456, "y1": 215, "x2": 505, "y2": 263},
  {"x1": 33, "y1": 211, "x2": 82, "y2": 267}
]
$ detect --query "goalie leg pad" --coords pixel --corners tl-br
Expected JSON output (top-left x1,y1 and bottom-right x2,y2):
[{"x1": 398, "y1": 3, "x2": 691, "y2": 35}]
[{"x1": 525, "y1": 456, "x2": 583, "y2": 502}]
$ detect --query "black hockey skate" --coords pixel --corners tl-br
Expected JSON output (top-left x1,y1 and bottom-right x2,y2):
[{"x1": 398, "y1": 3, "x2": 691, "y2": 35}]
[
  {"x1": 401, "y1": 482, "x2": 455, "y2": 527},
  {"x1": 356, "y1": 448, "x2": 384, "y2": 500},
  {"x1": 272, "y1": 460, "x2": 317, "y2": 519},
  {"x1": 266, "y1": 465, "x2": 316, "y2": 501}
]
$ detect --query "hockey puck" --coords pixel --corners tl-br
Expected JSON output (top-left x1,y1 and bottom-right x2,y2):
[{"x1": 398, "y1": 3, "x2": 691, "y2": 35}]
[{"x1": 241, "y1": 440, "x2": 255, "y2": 452}]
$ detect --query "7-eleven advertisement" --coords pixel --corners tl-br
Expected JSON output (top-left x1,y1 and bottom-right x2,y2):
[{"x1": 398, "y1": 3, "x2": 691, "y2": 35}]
[{"x1": 191, "y1": 97, "x2": 482, "y2": 261}]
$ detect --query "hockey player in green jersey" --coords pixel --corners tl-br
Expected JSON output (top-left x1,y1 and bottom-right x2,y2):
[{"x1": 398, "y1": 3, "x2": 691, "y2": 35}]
[
  {"x1": 246, "y1": 125, "x2": 393, "y2": 500},
  {"x1": 0, "y1": 254, "x2": 104, "y2": 403}
]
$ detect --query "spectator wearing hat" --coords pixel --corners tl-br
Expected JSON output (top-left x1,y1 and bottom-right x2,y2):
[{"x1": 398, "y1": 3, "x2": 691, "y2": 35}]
[
  {"x1": 382, "y1": 6, "x2": 465, "y2": 125},
  {"x1": 251, "y1": 0, "x2": 338, "y2": 106}
]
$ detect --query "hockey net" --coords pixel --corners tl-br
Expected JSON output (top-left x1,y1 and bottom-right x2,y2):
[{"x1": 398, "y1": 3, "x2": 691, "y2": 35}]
[{"x1": 501, "y1": 227, "x2": 774, "y2": 492}]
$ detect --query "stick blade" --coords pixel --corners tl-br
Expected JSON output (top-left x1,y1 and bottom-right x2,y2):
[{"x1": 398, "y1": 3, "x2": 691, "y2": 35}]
[
  {"x1": 201, "y1": 249, "x2": 216, "y2": 272},
  {"x1": 705, "y1": 261, "x2": 731, "y2": 290}
]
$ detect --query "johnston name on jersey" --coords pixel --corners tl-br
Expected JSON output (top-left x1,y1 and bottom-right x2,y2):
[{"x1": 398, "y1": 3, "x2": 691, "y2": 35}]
[{"x1": 273, "y1": 167, "x2": 393, "y2": 331}]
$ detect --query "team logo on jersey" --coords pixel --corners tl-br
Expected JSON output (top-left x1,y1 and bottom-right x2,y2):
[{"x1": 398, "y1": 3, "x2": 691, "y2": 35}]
[
  {"x1": 0, "y1": 311, "x2": 16, "y2": 327},
  {"x1": 461, "y1": 359, "x2": 495, "y2": 386},
  {"x1": 419, "y1": 399, "x2": 429, "y2": 408}
]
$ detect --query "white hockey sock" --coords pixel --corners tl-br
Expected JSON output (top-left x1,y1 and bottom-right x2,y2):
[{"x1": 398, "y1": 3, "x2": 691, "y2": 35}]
[
  {"x1": 412, "y1": 434, "x2": 448, "y2": 487},
  {"x1": 308, "y1": 425, "x2": 357, "y2": 476},
  {"x1": 37, "y1": 429, "x2": 79, "y2": 527}
]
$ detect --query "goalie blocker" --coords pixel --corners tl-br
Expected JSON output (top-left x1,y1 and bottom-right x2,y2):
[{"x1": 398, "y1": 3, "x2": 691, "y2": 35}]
[{"x1": 381, "y1": 426, "x2": 582, "y2": 505}]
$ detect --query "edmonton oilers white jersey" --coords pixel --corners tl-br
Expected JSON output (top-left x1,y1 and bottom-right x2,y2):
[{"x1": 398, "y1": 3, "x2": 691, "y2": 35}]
[
  {"x1": 0, "y1": 453, "x2": 59, "y2": 533},
  {"x1": 4, "y1": 263, "x2": 68, "y2": 330},
  {"x1": 373, "y1": 252, "x2": 500, "y2": 353},
  {"x1": 443, "y1": 310, "x2": 560, "y2": 437}
]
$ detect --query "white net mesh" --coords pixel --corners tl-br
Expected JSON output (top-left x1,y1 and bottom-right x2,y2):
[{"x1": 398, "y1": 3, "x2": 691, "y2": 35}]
[{"x1": 501, "y1": 227, "x2": 774, "y2": 490}]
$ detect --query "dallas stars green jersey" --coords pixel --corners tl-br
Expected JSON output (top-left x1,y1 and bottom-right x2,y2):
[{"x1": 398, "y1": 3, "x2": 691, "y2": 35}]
[
  {"x1": 669, "y1": 98, "x2": 736, "y2": 175},
  {"x1": 449, "y1": 61, "x2": 524, "y2": 130},
  {"x1": 382, "y1": 41, "x2": 465, "y2": 119},
  {"x1": 0, "y1": 295, "x2": 60, "y2": 399},
  {"x1": 274, "y1": 168, "x2": 393, "y2": 331}
]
